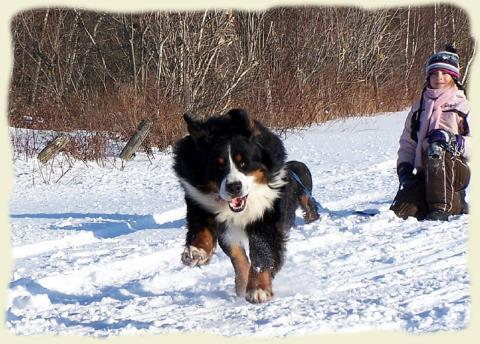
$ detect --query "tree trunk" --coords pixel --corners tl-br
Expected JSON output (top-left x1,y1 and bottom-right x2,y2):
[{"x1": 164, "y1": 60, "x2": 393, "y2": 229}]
[{"x1": 30, "y1": 10, "x2": 50, "y2": 104}]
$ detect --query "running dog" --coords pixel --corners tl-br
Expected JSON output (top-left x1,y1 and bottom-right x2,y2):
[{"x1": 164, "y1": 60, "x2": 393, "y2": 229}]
[{"x1": 173, "y1": 108, "x2": 319, "y2": 303}]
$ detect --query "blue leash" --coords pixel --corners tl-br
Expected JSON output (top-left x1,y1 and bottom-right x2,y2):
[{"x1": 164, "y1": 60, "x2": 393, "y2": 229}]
[
  {"x1": 289, "y1": 170, "x2": 326, "y2": 214},
  {"x1": 289, "y1": 171, "x2": 377, "y2": 217}
]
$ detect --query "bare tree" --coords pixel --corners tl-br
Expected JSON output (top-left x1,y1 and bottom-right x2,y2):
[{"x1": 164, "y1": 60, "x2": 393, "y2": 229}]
[
  {"x1": 8, "y1": 5, "x2": 475, "y2": 156},
  {"x1": 29, "y1": 10, "x2": 50, "y2": 104}
]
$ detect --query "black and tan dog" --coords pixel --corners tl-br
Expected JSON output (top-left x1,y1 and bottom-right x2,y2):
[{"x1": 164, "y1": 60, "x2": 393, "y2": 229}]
[{"x1": 173, "y1": 109, "x2": 319, "y2": 303}]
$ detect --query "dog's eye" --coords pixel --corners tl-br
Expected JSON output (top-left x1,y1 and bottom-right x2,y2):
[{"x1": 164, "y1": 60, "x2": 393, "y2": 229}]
[
  {"x1": 217, "y1": 157, "x2": 225, "y2": 166},
  {"x1": 234, "y1": 154, "x2": 246, "y2": 168}
]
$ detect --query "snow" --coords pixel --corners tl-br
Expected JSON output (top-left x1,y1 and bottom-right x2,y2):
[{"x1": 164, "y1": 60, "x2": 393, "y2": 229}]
[{"x1": 6, "y1": 111, "x2": 471, "y2": 337}]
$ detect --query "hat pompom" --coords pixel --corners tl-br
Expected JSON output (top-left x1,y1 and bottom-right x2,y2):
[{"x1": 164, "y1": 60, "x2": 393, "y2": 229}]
[{"x1": 444, "y1": 43, "x2": 457, "y2": 54}]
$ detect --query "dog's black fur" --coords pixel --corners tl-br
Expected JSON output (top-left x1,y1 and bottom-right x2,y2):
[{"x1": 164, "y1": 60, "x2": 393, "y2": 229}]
[{"x1": 173, "y1": 108, "x2": 319, "y2": 303}]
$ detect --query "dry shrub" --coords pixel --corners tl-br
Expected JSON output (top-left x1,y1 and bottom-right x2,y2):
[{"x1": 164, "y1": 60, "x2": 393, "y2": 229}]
[
  {"x1": 9, "y1": 81, "x2": 187, "y2": 162},
  {"x1": 67, "y1": 133, "x2": 110, "y2": 163},
  {"x1": 10, "y1": 6, "x2": 471, "y2": 162},
  {"x1": 9, "y1": 69, "x2": 417, "y2": 163}
]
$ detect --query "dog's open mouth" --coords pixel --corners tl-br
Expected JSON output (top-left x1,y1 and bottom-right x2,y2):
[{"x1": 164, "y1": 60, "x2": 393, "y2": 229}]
[{"x1": 228, "y1": 196, "x2": 247, "y2": 212}]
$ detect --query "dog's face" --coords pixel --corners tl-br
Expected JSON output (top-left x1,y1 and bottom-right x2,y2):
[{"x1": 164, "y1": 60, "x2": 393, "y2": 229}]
[
  {"x1": 208, "y1": 136, "x2": 268, "y2": 212},
  {"x1": 174, "y1": 108, "x2": 287, "y2": 225},
  {"x1": 183, "y1": 110, "x2": 271, "y2": 214}
]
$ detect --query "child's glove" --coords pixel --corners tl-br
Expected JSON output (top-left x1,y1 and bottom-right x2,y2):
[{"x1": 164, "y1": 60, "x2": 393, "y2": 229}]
[
  {"x1": 427, "y1": 129, "x2": 464, "y2": 155},
  {"x1": 397, "y1": 162, "x2": 417, "y2": 190}
]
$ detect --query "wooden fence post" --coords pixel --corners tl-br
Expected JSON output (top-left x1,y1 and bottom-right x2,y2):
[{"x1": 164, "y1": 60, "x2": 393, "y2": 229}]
[
  {"x1": 119, "y1": 119, "x2": 154, "y2": 161},
  {"x1": 37, "y1": 133, "x2": 70, "y2": 164}
]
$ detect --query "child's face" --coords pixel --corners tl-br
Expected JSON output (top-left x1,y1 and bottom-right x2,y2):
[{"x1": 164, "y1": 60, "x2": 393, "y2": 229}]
[{"x1": 428, "y1": 70, "x2": 454, "y2": 89}]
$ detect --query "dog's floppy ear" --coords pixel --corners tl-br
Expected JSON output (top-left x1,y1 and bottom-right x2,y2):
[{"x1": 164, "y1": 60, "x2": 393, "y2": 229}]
[
  {"x1": 183, "y1": 112, "x2": 206, "y2": 141},
  {"x1": 225, "y1": 108, "x2": 258, "y2": 136}
]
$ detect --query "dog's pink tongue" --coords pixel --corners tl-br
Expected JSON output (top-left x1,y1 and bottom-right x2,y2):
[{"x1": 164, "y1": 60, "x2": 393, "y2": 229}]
[{"x1": 231, "y1": 197, "x2": 243, "y2": 207}]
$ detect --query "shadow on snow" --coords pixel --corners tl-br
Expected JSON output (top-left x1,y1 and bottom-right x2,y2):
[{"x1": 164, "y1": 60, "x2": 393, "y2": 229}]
[{"x1": 10, "y1": 213, "x2": 186, "y2": 238}]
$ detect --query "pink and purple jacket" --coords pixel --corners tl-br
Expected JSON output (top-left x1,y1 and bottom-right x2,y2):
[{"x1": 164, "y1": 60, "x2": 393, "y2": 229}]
[{"x1": 397, "y1": 86, "x2": 471, "y2": 171}]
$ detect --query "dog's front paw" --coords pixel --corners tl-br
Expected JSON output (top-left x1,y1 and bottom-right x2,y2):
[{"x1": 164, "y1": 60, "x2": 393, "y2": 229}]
[
  {"x1": 181, "y1": 246, "x2": 211, "y2": 267},
  {"x1": 245, "y1": 288, "x2": 273, "y2": 304}
]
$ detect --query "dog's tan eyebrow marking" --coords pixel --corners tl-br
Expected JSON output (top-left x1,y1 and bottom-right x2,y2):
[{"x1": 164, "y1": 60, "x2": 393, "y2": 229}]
[
  {"x1": 250, "y1": 169, "x2": 268, "y2": 184},
  {"x1": 217, "y1": 157, "x2": 225, "y2": 166},
  {"x1": 234, "y1": 154, "x2": 243, "y2": 162}
]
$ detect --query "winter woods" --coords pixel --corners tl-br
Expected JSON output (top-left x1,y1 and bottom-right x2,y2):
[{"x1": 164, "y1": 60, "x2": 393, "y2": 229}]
[{"x1": 9, "y1": 5, "x2": 474, "y2": 158}]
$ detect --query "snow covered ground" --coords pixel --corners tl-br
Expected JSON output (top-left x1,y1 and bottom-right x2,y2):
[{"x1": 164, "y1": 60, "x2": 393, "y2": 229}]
[{"x1": 6, "y1": 111, "x2": 471, "y2": 337}]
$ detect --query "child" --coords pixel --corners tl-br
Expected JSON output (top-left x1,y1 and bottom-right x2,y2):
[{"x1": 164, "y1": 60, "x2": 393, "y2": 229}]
[{"x1": 390, "y1": 44, "x2": 471, "y2": 221}]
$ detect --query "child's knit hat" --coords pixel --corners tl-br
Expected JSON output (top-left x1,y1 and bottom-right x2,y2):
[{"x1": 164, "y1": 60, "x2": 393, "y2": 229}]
[{"x1": 425, "y1": 44, "x2": 460, "y2": 80}]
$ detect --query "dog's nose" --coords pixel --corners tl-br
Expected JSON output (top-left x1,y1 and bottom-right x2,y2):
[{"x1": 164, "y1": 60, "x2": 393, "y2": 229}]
[{"x1": 226, "y1": 181, "x2": 242, "y2": 196}]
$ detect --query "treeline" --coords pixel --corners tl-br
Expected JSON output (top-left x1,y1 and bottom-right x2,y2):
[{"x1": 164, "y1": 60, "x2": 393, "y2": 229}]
[{"x1": 9, "y1": 5, "x2": 475, "y2": 157}]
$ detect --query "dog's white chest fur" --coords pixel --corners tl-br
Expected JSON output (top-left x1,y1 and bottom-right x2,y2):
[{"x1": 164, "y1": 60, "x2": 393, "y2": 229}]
[
  {"x1": 221, "y1": 222, "x2": 249, "y2": 247},
  {"x1": 179, "y1": 169, "x2": 287, "y2": 246}
]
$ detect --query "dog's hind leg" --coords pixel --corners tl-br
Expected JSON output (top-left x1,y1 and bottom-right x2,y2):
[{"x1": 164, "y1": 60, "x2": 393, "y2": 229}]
[
  {"x1": 299, "y1": 193, "x2": 320, "y2": 224},
  {"x1": 219, "y1": 238, "x2": 250, "y2": 297},
  {"x1": 181, "y1": 198, "x2": 218, "y2": 267},
  {"x1": 286, "y1": 161, "x2": 320, "y2": 224}
]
